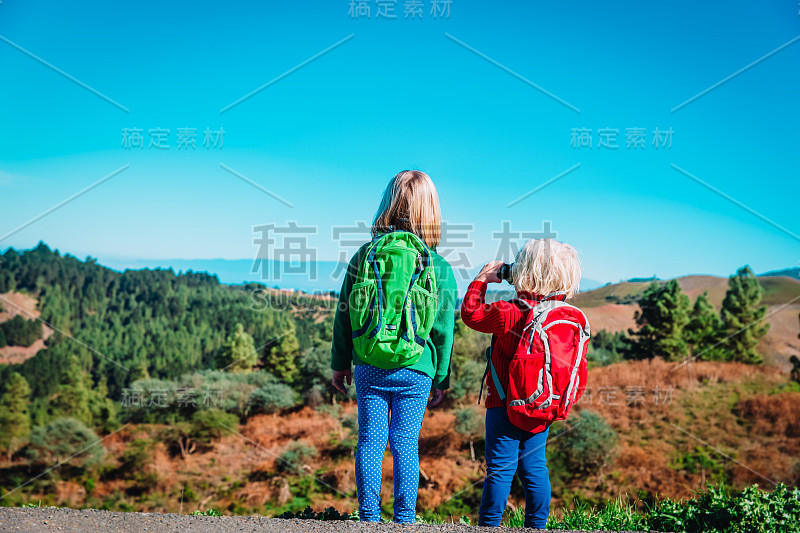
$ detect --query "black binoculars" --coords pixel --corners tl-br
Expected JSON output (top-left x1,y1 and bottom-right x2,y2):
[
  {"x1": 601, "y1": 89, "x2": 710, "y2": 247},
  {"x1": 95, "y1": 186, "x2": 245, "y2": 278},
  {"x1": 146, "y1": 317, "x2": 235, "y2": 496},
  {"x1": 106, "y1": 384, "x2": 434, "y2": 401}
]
[{"x1": 498, "y1": 263, "x2": 514, "y2": 283}]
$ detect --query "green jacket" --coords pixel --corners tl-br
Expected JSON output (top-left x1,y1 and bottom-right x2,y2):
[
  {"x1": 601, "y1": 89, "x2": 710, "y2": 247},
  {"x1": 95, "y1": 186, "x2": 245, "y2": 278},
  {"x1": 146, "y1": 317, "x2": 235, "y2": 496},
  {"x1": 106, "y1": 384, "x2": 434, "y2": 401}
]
[{"x1": 330, "y1": 241, "x2": 457, "y2": 389}]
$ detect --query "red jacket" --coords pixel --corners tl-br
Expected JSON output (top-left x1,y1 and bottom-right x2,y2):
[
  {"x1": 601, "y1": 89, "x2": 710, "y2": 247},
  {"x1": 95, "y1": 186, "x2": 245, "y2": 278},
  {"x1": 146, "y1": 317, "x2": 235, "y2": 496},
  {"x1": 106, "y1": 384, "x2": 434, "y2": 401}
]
[{"x1": 460, "y1": 279, "x2": 586, "y2": 410}]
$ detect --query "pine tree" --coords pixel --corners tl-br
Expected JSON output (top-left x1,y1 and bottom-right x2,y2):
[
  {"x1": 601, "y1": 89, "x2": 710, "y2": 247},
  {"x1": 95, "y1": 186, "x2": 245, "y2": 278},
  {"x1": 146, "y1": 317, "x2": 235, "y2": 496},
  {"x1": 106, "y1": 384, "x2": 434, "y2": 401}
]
[
  {"x1": 219, "y1": 323, "x2": 258, "y2": 372},
  {"x1": 265, "y1": 319, "x2": 300, "y2": 385},
  {"x1": 0, "y1": 372, "x2": 32, "y2": 459},
  {"x1": 684, "y1": 292, "x2": 724, "y2": 361},
  {"x1": 628, "y1": 280, "x2": 690, "y2": 360},
  {"x1": 89, "y1": 375, "x2": 118, "y2": 432},
  {"x1": 718, "y1": 266, "x2": 768, "y2": 364},
  {"x1": 55, "y1": 354, "x2": 93, "y2": 424}
]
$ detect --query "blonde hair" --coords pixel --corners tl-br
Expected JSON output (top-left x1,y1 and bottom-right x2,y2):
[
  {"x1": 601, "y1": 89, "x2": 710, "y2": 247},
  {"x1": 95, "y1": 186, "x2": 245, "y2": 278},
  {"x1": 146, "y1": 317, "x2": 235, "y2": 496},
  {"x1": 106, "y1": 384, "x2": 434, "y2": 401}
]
[
  {"x1": 512, "y1": 239, "x2": 581, "y2": 298},
  {"x1": 372, "y1": 170, "x2": 442, "y2": 248}
]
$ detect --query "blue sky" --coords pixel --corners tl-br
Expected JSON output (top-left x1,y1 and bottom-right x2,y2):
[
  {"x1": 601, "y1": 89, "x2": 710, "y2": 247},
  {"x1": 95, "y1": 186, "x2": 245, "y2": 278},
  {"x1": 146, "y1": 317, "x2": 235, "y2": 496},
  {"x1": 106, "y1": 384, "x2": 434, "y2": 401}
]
[{"x1": 1, "y1": 0, "x2": 799, "y2": 290}]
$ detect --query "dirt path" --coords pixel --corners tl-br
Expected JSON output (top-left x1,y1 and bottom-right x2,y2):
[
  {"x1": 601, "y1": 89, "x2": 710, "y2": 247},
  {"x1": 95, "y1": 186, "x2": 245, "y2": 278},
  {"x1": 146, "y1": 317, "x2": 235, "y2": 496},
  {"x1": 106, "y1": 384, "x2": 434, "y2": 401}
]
[{"x1": 0, "y1": 506, "x2": 648, "y2": 533}]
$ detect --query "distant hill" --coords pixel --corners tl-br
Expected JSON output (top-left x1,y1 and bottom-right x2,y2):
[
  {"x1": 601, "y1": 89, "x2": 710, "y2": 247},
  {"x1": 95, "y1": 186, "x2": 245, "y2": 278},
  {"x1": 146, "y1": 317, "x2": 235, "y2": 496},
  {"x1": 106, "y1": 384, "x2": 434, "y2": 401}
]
[
  {"x1": 98, "y1": 257, "x2": 347, "y2": 293},
  {"x1": 760, "y1": 267, "x2": 800, "y2": 279},
  {"x1": 97, "y1": 256, "x2": 608, "y2": 295}
]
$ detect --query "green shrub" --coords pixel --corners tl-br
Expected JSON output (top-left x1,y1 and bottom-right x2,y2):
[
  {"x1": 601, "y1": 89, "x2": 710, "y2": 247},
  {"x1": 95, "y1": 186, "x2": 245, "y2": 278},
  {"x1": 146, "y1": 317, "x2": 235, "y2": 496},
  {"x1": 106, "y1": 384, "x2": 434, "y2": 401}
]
[
  {"x1": 454, "y1": 407, "x2": 483, "y2": 438},
  {"x1": 118, "y1": 439, "x2": 153, "y2": 474},
  {"x1": 276, "y1": 442, "x2": 318, "y2": 473},
  {"x1": 248, "y1": 382, "x2": 295, "y2": 414},
  {"x1": 191, "y1": 408, "x2": 239, "y2": 443},
  {"x1": 25, "y1": 417, "x2": 104, "y2": 468},
  {"x1": 314, "y1": 403, "x2": 341, "y2": 419},
  {"x1": 548, "y1": 410, "x2": 617, "y2": 477},
  {"x1": 449, "y1": 359, "x2": 486, "y2": 400},
  {"x1": 588, "y1": 329, "x2": 629, "y2": 367}
]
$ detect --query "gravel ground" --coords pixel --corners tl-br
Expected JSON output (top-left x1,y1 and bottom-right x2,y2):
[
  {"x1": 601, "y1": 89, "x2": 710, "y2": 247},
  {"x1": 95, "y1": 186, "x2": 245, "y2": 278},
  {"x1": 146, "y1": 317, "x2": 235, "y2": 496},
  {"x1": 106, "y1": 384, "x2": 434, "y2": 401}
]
[{"x1": 0, "y1": 507, "x2": 652, "y2": 533}]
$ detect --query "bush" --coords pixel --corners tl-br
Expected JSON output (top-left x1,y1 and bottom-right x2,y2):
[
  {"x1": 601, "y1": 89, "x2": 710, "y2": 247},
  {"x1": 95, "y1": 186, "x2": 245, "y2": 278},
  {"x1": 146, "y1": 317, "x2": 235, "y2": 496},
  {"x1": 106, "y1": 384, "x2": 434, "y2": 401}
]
[
  {"x1": 276, "y1": 442, "x2": 317, "y2": 473},
  {"x1": 182, "y1": 369, "x2": 282, "y2": 416},
  {"x1": 191, "y1": 408, "x2": 238, "y2": 443},
  {"x1": 120, "y1": 370, "x2": 287, "y2": 424},
  {"x1": 25, "y1": 417, "x2": 104, "y2": 467},
  {"x1": 449, "y1": 359, "x2": 486, "y2": 401},
  {"x1": 117, "y1": 438, "x2": 153, "y2": 475},
  {"x1": 298, "y1": 345, "x2": 333, "y2": 392},
  {"x1": 454, "y1": 407, "x2": 484, "y2": 439},
  {"x1": 588, "y1": 329, "x2": 629, "y2": 367},
  {"x1": 248, "y1": 382, "x2": 295, "y2": 414},
  {"x1": 548, "y1": 410, "x2": 616, "y2": 477}
]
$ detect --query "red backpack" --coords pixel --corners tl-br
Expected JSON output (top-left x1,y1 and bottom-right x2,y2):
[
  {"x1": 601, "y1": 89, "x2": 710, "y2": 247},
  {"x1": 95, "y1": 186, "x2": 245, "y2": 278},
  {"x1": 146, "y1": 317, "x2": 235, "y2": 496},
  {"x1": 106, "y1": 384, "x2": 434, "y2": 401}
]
[{"x1": 479, "y1": 292, "x2": 591, "y2": 433}]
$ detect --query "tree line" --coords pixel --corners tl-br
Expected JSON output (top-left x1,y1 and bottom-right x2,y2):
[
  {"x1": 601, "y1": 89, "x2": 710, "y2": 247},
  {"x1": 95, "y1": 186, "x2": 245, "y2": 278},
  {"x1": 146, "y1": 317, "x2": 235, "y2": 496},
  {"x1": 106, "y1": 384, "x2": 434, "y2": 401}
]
[{"x1": 588, "y1": 266, "x2": 771, "y2": 365}]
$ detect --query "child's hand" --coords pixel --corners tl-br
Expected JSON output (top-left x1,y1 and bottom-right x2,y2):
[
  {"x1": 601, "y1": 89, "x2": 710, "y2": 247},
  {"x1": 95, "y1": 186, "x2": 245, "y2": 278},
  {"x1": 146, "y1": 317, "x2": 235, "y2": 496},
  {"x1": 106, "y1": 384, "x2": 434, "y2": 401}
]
[
  {"x1": 476, "y1": 260, "x2": 504, "y2": 283},
  {"x1": 332, "y1": 369, "x2": 352, "y2": 394},
  {"x1": 428, "y1": 388, "x2": 444, "y2": 407}
]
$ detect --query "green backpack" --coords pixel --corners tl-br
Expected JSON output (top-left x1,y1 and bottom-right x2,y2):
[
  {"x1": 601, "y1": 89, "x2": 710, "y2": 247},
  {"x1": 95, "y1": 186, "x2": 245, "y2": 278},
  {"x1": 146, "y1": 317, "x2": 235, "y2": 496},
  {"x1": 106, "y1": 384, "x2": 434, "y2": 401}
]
[{"x1": 349, "y1": 230, "x2": 438, "y2": 368}]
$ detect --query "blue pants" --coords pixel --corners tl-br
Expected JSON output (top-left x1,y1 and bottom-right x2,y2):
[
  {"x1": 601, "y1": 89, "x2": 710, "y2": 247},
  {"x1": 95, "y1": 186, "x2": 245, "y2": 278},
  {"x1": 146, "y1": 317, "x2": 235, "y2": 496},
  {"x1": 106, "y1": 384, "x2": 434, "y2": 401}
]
[
  {"x1": 354, "y1": 364, "x2": 432, "y2": 523},
  {"x1": 479, "y1": 407, "x2": 551, "y2": 529}
]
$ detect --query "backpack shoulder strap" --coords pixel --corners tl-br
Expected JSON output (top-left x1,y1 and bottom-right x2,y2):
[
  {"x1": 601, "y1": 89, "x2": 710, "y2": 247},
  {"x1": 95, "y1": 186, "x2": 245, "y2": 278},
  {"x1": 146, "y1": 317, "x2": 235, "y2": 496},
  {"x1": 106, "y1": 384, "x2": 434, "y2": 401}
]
[{"x1": 478, "y1": 335, "x2": 506, "y2": 404}]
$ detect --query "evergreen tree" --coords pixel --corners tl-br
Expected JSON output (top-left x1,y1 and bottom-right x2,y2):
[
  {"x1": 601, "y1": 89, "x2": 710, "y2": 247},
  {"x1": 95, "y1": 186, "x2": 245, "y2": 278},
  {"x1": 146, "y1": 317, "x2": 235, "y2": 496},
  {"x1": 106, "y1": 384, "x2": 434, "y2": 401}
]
[
  {"x1": 628, "y1": 280, "x2": 690, "y2": 360},
  {"x1": 0, "y1": 372, "x2": 32, "y2": 459},
  {"x1": 684, "y1": 292, "x2": 724, "y2": 361},
  {"x1": 265, "y1": 318, "x2": 300, "y2": 385},
  {"x1": 89, "y1": 375, "x2": 118, "y2": 432},
  {"x1": 55, "y1": 354, "x2": 93, "y2": 424},
  {"x1": 219, "y1": 323, "x2": 258, "y2": 372},
  {"x1": 718, "y1": 266, "x2": 769, "y2": 364}
]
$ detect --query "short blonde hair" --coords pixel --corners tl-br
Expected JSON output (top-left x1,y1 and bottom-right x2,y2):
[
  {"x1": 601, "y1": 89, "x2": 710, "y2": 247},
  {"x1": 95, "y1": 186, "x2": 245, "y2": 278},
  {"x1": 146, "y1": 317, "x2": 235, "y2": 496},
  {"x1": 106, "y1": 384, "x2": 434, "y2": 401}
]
[
  {"x1": 372, "y1": 170, "x2": 442, "y2": 248},
  {"x1": 512, "y1": 239, "x2": 581, "y2": 298}
]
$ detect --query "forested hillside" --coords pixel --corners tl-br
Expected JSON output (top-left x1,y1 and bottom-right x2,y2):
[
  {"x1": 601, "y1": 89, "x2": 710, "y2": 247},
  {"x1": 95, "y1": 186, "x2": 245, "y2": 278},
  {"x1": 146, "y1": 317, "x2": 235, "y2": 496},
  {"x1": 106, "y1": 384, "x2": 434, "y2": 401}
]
[{"x1": 0, "y1": 242, "x2": 335, "y2": 429}]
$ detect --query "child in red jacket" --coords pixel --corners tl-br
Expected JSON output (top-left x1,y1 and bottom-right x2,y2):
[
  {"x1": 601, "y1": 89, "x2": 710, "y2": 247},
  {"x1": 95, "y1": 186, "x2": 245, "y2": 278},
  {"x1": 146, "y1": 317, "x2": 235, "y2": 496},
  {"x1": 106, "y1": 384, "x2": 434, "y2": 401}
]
[{"x1": 461, "y1": 238, "x2": 586, "y2": 529}]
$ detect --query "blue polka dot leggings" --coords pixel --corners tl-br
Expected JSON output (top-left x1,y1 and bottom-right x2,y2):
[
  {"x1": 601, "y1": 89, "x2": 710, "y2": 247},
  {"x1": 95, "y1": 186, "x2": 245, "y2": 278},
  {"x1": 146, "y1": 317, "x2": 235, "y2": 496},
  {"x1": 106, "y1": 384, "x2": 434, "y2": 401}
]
[{"x1": 353, "y1": 364, "x2": 432, "y2": 523}]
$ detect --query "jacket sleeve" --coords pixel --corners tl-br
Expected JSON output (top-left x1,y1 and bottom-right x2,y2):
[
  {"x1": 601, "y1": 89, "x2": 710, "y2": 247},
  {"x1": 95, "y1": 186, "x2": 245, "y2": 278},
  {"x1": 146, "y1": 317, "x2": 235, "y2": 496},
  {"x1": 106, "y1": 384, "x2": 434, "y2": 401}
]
[
  {"x1": 460, "y1": 280, "x2": 522, "y2": 335},
  {"x1": 429, "y1": 259, "x2": 457, "y2": 390},
  {"x1": 330, "y1": 246, "x2": 363, "y2": 372}
]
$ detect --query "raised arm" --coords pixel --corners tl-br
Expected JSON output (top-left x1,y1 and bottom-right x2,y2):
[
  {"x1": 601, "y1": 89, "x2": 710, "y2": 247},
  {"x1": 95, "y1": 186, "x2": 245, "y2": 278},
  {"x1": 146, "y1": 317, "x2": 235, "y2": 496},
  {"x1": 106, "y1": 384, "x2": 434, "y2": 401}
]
[{"x1": 460, "y1": 261, "x2": 523, "y2": 336}]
